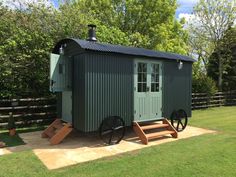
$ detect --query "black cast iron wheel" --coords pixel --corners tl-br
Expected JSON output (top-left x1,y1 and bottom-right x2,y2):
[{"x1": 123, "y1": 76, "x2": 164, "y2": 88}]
[
  {"x1": 170, "y1": 109, "x2": 188, "y2": 132},
  {"x1": 99, "y1": 116, "x2": 125, "y2": 145}
]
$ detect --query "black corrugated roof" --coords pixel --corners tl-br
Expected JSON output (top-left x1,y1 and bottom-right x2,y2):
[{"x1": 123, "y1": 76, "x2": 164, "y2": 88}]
[{"x1": 54, "y1": 38, "x2": 196, "y2": 62}]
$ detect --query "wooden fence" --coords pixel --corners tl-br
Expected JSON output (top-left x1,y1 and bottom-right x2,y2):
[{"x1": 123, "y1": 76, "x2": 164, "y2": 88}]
[
  {"x1": 0, "y1": 97, "x2": 57, "y2": 129},
  {"x1": 0, "y1": 91, "x2": 235, "y2": 129},
  {"x1": 192, "y1": 90, "x2": 236, "y2": 109}
]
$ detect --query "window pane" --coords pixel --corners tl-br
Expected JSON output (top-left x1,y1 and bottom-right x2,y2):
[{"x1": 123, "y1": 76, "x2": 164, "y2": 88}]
[
  {"x1": 151, "y1": 73, "x2": 155, "y2": 82},
  {"x1": 138, "y1": 73, "x2": 142, "y2": 82},
  {"x1": 155, "y1": 83, "x2": 159, "y2": 92},
  {"x1": 137, "y1": 63, "x2": 147, "y2": 92},
  {"x1": 155, "y1": 65, "x2": 159, "y2": 73},
  {"x1": 138, "y1": 63, "x2": 142, "y2": 72},
  {"x1": 142, "y1": 83, "x2": 146, "y2": 92},
  {"x1": 138, "y1": 83, "x2": 142, "y2": 92},
  {"x1": 151, "y1": 64, "x2": 159, "y2": 73},
  {"x1": 151, "y1": 83, "x2": 160, "y2": 92},
  {"x1": 155, "y1": 74, "x2": 159, "y2": 82},
  {"x1": 143, "y1": 63, "x2": 147, "y2": 72},
  {"x1": 151, "y1": 83, "x2": 155, "y2": 92},
  {"x1": 138, "y1": 83, "x2": 147, "y2": 92},
  {"x1": 138, "y1": 63, "x2": 147, "y2": 72},
  {"x1": 142, "y1": 73, "x2": 147, "y2": 82}
]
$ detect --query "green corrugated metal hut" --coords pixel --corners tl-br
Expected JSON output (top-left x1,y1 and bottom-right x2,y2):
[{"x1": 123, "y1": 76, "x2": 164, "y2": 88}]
[{"x1": 50, "y1": 26, "x2": 195, "y2": 134}]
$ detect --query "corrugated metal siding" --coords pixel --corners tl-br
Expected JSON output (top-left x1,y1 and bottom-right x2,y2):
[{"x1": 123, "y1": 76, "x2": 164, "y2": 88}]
[
  {"x1": 162, "y1": 61, "x2": 192, "y2": 118},
  {"x1": 72, "y1": 50, "x2": 192, "y2": 131},
  {"x1": 56, "y1": 92, "x2": 62, "y2": 118},
  {"x1": 73, "y1": 54, "x2": 86, "y2": 130},
  {"x1": 84, "y1": 52, "x2": 133, "y2": 132}
]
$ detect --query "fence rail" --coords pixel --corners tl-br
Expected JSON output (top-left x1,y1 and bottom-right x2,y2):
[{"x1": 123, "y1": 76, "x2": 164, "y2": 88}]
[
  {"x1": 191, "y1": 90, "x2": 236, "y2": 109},
  {"x1": 0, "y1": 96, "x2": 57, "y2": 129},
  {"x1": 0, "y1": 91, "x2": 236, "y2": 129}
]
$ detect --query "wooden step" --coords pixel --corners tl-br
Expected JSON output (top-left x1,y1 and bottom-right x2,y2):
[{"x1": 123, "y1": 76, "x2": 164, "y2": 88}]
[
  {"x1": 146, "y1": 130, "x2": 176, "y2": 139},
  {"x1": 141, "y1": 123, "x2": 169, "y2": 130},
  {"x1": 133, "y1": 122, "x2": 148, "y2": 144},
  {"x1": 162, "y1": 119, "x2": 178, "y2": 138},
  {"x1": 52, "y1": 122, "x2": 64, "y2": 130},
  {"x1": 41, "y1": 118, "x2": 61, "y2": 138},
  {"x1": 45, "y1": 130, "x2": 56, "y2": 138},
  {"x1": 133, "y1": 119, "x2": 178, "y2": 145},
  {"x1": 41, "y1": 118, "x2": 73, "y2": 145},
  {"x1": 50, "y1": 124, "x2": 73, "y2": 145}
]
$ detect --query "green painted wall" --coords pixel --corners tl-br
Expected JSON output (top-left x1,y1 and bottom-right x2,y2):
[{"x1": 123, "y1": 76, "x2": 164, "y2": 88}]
[
  {"x1": 55, "y1": 43, "x2": 193, "y2": 132},
  {"x1": 56, "y1": 92, "x2": 62, "y2": 118},
  {"x1": 84, "y1": 52, "x2": 134, "y2": 132},
  {"x1": 162, "y1": 61, "x2": 192, "y2": 118},
  {"x1": 73, "y1": 53, "x2": 86, "y2": 131}
]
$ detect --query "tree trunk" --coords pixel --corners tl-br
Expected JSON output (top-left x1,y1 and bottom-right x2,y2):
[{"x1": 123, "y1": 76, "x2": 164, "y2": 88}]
[{"x1": 218, "y1": 52, "x2": 223, "y2": 91}]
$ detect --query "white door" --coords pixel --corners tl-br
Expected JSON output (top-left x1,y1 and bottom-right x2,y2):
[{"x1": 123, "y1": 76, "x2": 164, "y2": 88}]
[
  {"x1": 50, "y1": 53, "x2": 72, "y2": 92},
  {"x1": 62, "y1": 91, "x2": 72, "y2": 123},
  {"x1": 50, "y1": 53, "x2": 65, "y2": 92},
  {"x1": 134, "y1": 60, "x2": 162, "y2": 122}
]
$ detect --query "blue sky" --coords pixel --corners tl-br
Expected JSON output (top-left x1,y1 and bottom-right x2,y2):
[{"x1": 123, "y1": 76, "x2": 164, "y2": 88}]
[
  {"x1": 4, "y1": 0, "x2": 198, "y2": 19},
  {"x1": 51, "y1": 0, "x2": 59, "y2": 8},
  {"x1": 176, "y1": 0, "x2": 199, "y2": 18},
  {"x1": 51, "y1": 0, "x2": 198, "y2": 19}
]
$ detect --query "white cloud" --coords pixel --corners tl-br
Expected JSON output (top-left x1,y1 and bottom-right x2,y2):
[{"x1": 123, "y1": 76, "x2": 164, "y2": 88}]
[
  {"x1": 177, "y1": 0, "x2": 199, "y2": 5},
  {"x1": 178, "y1": 13, "x2": 195, "y2": 22},
  {"x1": 1, "y1": 0, "x2": 53, "y2": 9}
]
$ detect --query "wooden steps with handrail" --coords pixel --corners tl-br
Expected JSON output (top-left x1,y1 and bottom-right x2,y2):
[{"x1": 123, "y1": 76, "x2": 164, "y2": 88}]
[
  {"x1": 41, "y1": 118, "x2": 73, "y2": 145},
  {"x1": 133, "y1": 118, "x2": 178, "y2": 145}
]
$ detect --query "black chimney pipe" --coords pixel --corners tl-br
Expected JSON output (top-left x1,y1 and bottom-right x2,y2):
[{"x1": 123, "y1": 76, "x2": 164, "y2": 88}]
[{"x1": 87, "y1": 24, "x2": 97, "y2": 42}]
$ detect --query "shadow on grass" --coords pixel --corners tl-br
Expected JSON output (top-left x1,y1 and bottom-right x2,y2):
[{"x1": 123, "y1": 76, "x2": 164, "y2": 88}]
[
  {"x1": 0, "y1": 133, "x2": 25, "y2": 147},
  {"x1": 0, "y1": 126, "x2": 46, "y2": 147}
]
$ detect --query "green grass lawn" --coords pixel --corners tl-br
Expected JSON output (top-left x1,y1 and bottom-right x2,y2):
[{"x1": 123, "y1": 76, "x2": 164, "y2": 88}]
[{"x1": 0, "y1": 106, "x2": 235, "y2": 177}]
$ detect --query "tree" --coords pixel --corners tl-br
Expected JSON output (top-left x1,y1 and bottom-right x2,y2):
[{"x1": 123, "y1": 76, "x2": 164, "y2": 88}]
[
  {"x1": 188, "y1": 0, "x2": 236, "y2": 90},
  {"x1": 0, "y1": 0, "x2": 189, "y2": 98},
  {"x1": 208, "y1": 27, "x2": 236, "y2": 91},
  {"x1": 0, "y1": 1, "x2": 131, "y2": 98},
  {"x1": 0, "y1": 2, "x2": 58, "y2": 97},
  {"x1": 72, "y1": 0, "x2": 189, "y2": 54}
]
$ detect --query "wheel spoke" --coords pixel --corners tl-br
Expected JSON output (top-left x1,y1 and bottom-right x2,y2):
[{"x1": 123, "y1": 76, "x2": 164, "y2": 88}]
[
  {"x1": 108, "y1": 130, "x2": 114, "y2": 144},
  {"x1": 114, "y1": 126, "x2": 124, "y2": 131},
  {"x1": 179, "y1": 120, "x2": 184, "y2": 129},
  {"x1": 99, "y1": 116, "x2": 125, "y2": 145},
  {"x1": 101, "y1": 129, "x2": 113, "y2": 136},
  {"x1": 177, "y1": 121, "x2": 180, "y2": 131}
]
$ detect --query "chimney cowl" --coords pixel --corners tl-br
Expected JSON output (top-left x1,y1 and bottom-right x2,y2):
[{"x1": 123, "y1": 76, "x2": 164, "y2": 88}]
[{"x1": 87, "y1": 24, "x2": 97, "y2": 42}]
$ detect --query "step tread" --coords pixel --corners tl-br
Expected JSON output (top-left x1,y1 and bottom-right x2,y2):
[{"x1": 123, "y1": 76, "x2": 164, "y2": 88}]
[
  {"x1": 141, "y1": 123, "x2": 169, "y2": 130},
  {"x1": 45, "y1": 130, "x2": 56, "y2": 138},
  {"x1": 146, "y1": 130, "x2": 175, "y2": 139},
  {"x1": 52, "y1": 123, "x2": 64, "y2": 130}
]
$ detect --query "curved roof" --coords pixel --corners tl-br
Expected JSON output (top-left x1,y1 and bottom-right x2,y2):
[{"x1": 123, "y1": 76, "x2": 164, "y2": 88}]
[{"x1": 53, "y1": 38, "x2": 196, "y2": 62}]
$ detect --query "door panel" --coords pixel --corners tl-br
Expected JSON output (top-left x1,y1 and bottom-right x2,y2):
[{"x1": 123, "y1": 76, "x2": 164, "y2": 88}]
[
  {"x1": 149, "y1": 62, "x2": 162, "y2": 118},
  {"x1": 62, "y1": 91, "x2": 72, "y2": 123},
  {"x1": 50, "y1": 53, "x2": 65, "y2": 92},
  {"x1": 50, "y1": 53, "x2": 72, "y2": 92},
  {"x1": 134, "y1": 62, "x2": 149, "y2": 121},
  {"x1": 134, "y1": 60, "x2": 162, "y2": 122}
]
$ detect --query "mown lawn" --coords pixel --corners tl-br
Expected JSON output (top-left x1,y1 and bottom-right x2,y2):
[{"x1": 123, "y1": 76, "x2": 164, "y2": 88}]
[{"x1": 0, "y1": 106, "x2": 235, "y2": 177}]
